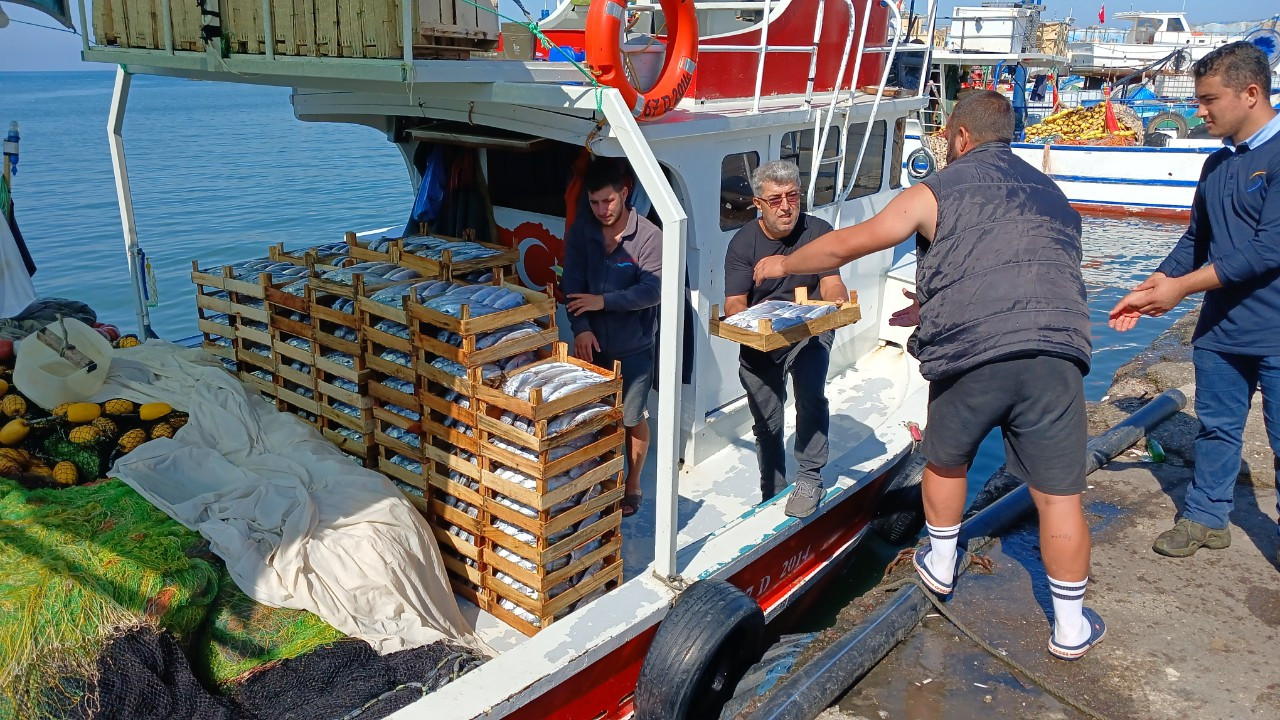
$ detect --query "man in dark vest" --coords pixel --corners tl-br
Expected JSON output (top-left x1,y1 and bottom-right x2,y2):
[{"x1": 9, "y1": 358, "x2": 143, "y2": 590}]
[{"x1": 755, "y1": 91, "x2": 1105, "y2": 660}]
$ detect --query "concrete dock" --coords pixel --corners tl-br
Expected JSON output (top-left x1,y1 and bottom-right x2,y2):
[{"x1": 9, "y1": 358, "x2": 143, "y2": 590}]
[{"x1": 818, "y1": 311, "x2": 1280, "y2": 720}]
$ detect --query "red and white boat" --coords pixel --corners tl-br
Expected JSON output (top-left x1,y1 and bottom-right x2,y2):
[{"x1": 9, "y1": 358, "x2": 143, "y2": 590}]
[{"x1": 70, "y1": 0, "x2": 936, "y2": 716}]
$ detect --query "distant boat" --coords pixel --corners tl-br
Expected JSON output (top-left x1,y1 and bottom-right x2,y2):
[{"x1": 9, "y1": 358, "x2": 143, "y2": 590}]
[{"x1": 1068, "y1": 12, "x2": 1244, "y2": 74}]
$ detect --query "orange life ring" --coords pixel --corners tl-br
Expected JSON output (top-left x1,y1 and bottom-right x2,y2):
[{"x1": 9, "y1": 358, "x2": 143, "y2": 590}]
[{"x1": 586, "y1": 0, "x2": 699, "y2": 120}]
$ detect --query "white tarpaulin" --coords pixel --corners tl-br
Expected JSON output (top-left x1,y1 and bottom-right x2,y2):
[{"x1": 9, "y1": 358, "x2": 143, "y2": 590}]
[
  {"x1": 93, "y1": 341, "x2": 485, "y2": 655},
  {"x1": 0, "y1": 212, "x2": 36, "y2": 318}
]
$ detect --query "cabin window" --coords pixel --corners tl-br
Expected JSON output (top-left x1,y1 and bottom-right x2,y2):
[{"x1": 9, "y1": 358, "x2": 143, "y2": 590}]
[
  {"x1": 842, "y1": 121, "x2": 887, "y2": 199},
  {"x1": 720, "y1": 151, "x2": 760, "y2": 231},
  {"x1": 1165, "y1": 18, "x2": 1186, "y2": 32},
  {"x1": 890, "y1": 118, "x2": 906, "y2": 190},
  {"x1": 780, "y1": 127, "x2": 841, "y2": 208}
]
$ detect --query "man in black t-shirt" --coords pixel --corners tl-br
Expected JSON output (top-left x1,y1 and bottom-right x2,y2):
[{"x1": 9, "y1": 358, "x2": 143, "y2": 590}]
[{"x1": 723, "y1": 160, "x2": 849, "y2": 517}]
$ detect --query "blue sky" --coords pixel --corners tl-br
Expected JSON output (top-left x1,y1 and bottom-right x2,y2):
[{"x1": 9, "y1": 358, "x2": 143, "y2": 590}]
[{"x1": 0, "y1": 0, "x2": 1274, "y2": 71}]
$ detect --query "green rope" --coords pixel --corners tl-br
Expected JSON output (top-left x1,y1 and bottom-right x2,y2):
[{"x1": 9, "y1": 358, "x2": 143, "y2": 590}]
[{"x1": 457, "y1": 0, "x2": 606, "y2": 115}]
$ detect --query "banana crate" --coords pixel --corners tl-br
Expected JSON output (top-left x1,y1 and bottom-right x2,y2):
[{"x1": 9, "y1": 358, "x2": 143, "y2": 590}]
[{"x1": 709, "y1": 287, "x2": 862, "y2": 353}]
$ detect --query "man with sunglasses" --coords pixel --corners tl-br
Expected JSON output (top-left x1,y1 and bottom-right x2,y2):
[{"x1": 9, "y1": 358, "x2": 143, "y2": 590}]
[{"x1": 723, "y1": 160, "x2": 850, "y2": 518}]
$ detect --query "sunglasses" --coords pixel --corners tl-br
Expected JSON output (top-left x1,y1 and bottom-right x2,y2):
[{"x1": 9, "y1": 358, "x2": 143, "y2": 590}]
[{"x1": 756, "y1": 191, "x2": 801, "y2": 209}]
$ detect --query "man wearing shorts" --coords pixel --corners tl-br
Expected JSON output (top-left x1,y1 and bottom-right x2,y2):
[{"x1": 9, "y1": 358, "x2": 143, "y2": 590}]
[
  {"x1": 561, "y1": 159, "x2": 662, "y2": 518},
  {"x1": 755, "y1": 91, "x2": 1105, "y2": 659}
]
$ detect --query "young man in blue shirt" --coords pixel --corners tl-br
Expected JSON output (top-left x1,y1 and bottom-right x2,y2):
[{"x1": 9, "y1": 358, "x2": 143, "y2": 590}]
[{"x1": 1110, "y1": 42, "x2": 1280, "y2": 561}]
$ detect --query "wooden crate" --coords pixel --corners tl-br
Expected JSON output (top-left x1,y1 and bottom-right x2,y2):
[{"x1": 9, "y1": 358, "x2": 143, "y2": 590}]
[
  {"x1": 321, "y1": 425, "x2": 375, "y2": 465},
  {"x1": 420, "y1": 381, "x2": 480, "y2": 455},
  {"x1": 375, "y1": 231, "x2": 517, "y2": 280},
  {"x1": 275, "y1": 378, "x2": 320, "y2": 423},
  {"x1": 235, "y1": 337, "x2": 277, "y2": 376},
  {"x1": 268, "y1": 242, "x2": 351, "y2": 271},
  {"x1": 476, "y1": 395, "x2": 623, "y2": 455},
  {"x1": 92, "y1": 0, "x2": 499, "y2": 56},
  {"x1": 710, "y1": 288, "x2": 862, "y2": 353},
  {"x1": 424, "y1": 449, "x2": 488, "y2": 605},
  {"x1": 473, "y1": 343, "x2": 622, "y2": 423},
  {"x1": 483, "y1": 516, "x2": 624, "y2": 637},
  {"x1": 407, "y1": 278, "x2": 554, "y2": 338},
  {"x1": 239, "y1": 368, "x2": 279, "y2": 399},
  {"x1": 373, "y1": 403, "x2": 427, "y2": 465}
]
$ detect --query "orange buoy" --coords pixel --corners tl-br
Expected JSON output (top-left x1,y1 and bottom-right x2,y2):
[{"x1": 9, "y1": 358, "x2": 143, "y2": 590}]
[{"x1": 586, "y1": 0, "x2": 699, "y2": 120}]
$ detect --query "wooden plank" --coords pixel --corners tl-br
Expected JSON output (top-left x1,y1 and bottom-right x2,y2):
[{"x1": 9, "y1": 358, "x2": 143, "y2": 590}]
[
  {"x1": 311, "y1": 0, "x2": 341, "y2": 56},
  {"x1": 168, "y1": 0, "x2": 206, "y2": 50},
  {"x1": 94, "y1": 0, "x2": 117, "y2": 45},
  {"x1": 124, "y1": 0, "x2": 156, "y2": 48},
  {"x1": 336, "y1": 0, "x2": 366, "y2": 58},
  {"x1": 224, "y1": 0, "x2": 263, "y2": 54}
]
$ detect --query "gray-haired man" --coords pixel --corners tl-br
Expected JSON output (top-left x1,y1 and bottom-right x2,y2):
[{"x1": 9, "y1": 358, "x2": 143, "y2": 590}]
[{"x1": 723, "y1": 160, "x2": 849, "y2": 517}]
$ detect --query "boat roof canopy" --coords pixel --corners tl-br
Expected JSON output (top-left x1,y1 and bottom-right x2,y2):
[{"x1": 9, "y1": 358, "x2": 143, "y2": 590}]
[{"x1": 7, "y1": 0, "x2": 74, "y2": 28}]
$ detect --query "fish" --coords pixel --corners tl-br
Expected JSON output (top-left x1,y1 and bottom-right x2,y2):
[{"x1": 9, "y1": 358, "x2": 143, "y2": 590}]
[
  {"x1": 547, "y1": 403, "x2": 612, "y2": 435},
  {"x1": 375, "y1": 320, "x2": 411, "y2": 340},
  {"x1": 369, "y1": 282, "x2": 417, "y2": 304},
  {"x1": 385, "y1": 404, "x2": 420, "y2": 421}
]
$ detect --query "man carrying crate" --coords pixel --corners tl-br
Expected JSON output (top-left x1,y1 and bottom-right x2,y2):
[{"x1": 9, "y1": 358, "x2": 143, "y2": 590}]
[
  {"x1": 723, "y1": 160, "x2": 850, "y2": 518},
  {"x1": 754, "y1": 92, "x2": 1105, "y2": 660},
  {"x1": 561, "y1": 159, "x2": 663, "y2": 518}
]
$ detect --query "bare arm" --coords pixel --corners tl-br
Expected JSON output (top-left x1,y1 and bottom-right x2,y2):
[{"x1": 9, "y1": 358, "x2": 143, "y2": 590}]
[
  {"x1": 724, "y1": 294, "x2": 749, "y2": 317},
  {"x1": 754, "y1": 185, "x2": 937, "y2": 283},
  {"x1": 819, "y1": 274, "x2": 849, "y2": 304}
]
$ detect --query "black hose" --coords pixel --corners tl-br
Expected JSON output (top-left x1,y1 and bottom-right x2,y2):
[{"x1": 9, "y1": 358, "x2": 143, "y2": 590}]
[{"x1": 737, "y1": 386, "x2": 1190, "y2": 720}]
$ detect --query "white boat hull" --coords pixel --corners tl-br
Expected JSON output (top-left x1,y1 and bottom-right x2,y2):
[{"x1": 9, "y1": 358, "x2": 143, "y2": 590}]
[{"x1": 905, "y1": 130, "x2": 1217, "y2": 219}]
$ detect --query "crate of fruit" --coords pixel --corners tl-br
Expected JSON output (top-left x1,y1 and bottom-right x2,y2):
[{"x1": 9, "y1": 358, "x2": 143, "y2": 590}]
[{"x1": 709, "y1": 287, "x2": 862, "y2": 352}]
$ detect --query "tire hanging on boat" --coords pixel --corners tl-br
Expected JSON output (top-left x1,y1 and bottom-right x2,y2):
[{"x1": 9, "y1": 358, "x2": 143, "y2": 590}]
[
  {"x1": 585, "y1": 0, "x2": 699, "y2": 120},
  {"x1": 1146, "y1": 111, "x2": 1190, "y2": 141},
  {"x1": 633, "y1": 580, "x2": 765, "y2": 720}
]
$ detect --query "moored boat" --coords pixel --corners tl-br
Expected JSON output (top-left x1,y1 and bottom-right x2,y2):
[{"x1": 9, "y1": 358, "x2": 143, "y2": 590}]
[{"x1": 6, "y1": 0, "x2": 944, "y2": 717}]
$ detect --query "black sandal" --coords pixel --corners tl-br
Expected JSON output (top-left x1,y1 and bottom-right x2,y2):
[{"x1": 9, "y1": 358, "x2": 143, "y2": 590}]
[{"x1": 621, "y1": 493, "x2": 643, "y2": 518}]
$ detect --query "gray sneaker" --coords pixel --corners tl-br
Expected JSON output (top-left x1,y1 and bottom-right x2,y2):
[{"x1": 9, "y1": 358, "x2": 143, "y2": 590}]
[
  {"x1": 784, "y1": 479, "x2": 823, "y2": 518},
  {"x1": 1153, "y1": 518, "x2": 1231, "y2": 558}
]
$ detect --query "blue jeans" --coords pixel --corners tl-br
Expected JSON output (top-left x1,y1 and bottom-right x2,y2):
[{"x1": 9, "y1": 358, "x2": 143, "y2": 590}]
[{"x1": 1184, "y1": 348, "x2": 1280, "y2": 531}]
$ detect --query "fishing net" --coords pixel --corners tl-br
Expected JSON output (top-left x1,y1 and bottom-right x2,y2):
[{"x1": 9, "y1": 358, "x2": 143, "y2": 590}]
[
  {"x1": 0, "y1": 478, "x2": 348, "y2": 719},
  {"x1": 0, "y1": 477, "x2": 221, "y2": 720},
  {"x1": 192, "y1": 570, "x2": 347, "y2": 690}
]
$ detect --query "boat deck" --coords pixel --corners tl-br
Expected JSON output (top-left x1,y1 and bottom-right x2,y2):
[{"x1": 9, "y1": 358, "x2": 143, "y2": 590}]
[{"x1": 458, "y1": 345, "x2": 925, "y2": 652}]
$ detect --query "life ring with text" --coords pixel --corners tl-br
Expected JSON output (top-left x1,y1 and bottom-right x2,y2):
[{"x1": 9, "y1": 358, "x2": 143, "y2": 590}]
[{"x1": 586, "y1": 0, "x2": 699, "y2": 120}]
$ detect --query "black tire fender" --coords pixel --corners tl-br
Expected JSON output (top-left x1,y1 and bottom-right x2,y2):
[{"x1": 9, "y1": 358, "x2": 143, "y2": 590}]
[
  {"x1": 633, "y1": 580, "x2": 766, "y2": 720},
  {"x1": 870, "y1": 450, "x2": 928, "y2": 545},
  {"x1": 1146, "y1": 111, "x2": 1189, "y2": 140}
]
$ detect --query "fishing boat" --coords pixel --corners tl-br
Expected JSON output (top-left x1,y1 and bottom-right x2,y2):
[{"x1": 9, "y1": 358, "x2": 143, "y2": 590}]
[
  {"x1": 1068, "y1": 11, "x2": 1243, "y2": 75},
  {"x1": 10, "y1": 0, "x2": 941, "y2": 717},
  {"x1": 903, "y1": 7, "x2": 1280, "y2": 220}
]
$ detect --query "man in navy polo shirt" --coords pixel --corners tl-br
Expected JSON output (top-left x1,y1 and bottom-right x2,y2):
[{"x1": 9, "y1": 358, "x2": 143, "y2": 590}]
[{"x1": 1111, "y1": 42, "x2": 1280, "y2": 561}]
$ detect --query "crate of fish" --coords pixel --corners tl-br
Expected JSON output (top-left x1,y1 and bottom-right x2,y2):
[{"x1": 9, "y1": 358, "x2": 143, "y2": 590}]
[
  {"x1": 473, "y1": 343, "x2": 622, "y2": 423},
  {"x1": 419, "y1": 385, "x2": 481, "y2": 456},
  {"x1": 275, "y1": 377, "x2": 320, "y2": 424},
  {"x1": 235, "y1": 336, "x2": 277, "y2": 376},
  {"x1": 238, "y1": 368, "x2": 279, "y2": 400},
  {"x1": 321, "y1": 425, "x2": 375, "y2": 466},
  {"x1": 373, "y1": 400, "x2": 427, "y2": 465},
  {"x1": 422, "y1": 447, "x2": 488, "y2": 604},
  {"x1": 314, "y1": 357, "x2": 374, "y2": 433},
  {"x1": 482, "y1": 489, "x2": 624, "y2": 636},
  {"x1": 413, "y1": 295, "x2": 558, "y2": 373},
  {"x1": 476, "y1": 396, "x2": 624, "y2": 456},
  {"x1": 267, "y1": 241, "x2": 353, "y2": 271},
  {"x1": 709, "y1": 287, "x2": 862, "y2": 352},
  {"x1": 373, "y1": 230, "x2": 518, "y2": 280}
]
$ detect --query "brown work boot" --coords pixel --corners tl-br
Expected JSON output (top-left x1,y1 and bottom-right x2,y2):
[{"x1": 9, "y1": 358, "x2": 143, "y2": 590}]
[{"x1": 1152, "y1": 518, "x2": 1231, "y2": 558}]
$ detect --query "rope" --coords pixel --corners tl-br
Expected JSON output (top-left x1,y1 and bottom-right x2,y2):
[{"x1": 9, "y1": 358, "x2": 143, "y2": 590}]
[
  {"x1": 6, "y1": 18, "x2": 79, "y2": 35},
  {"x1": 882, "y1": 545, "x2": 1113, "y2": 720},
  {"x1": 456, "y1": 0, "x2": 606, "y2": 116},
  {"x1": 917, "y1": 587, "x2": 1113, "y2": 720}
]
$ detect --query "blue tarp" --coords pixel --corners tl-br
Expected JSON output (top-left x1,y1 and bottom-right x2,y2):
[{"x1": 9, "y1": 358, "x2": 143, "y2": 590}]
[
  {"x1": 405, "y1": 145, "x2": 446, "y2": 236},
  {"x1": 9, "y1": 1, "x2": 74, "y2": 29}
]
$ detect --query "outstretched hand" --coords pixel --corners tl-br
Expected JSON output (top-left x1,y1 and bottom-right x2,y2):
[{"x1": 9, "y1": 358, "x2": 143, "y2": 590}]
[
  {"x1": 1108, "y1": 291, "x2": 1146, "y2": 332},
  {"x1": 888, "y1": 289, "x2": 919, "y2": 327}
]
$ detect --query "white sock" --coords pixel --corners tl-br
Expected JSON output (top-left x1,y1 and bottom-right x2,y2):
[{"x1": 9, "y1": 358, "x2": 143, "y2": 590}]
[
  {"x1": 1049, "y1": 575, "x2": 1089, "y2": 646},
  {"x1": 924, "y1": 522, "x2": 961, "y2": 582}
]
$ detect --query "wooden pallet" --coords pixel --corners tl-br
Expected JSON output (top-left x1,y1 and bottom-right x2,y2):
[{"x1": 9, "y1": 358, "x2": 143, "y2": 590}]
[{"x1": 710, "y1": 288, "x2": 862, "y2": 353}]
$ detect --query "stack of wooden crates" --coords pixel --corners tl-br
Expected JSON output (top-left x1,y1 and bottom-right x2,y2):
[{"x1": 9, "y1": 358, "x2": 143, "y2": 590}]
[
  {"x1": 190, "y1": 230, "x2": 625, "y2": 635},
  {"x1": 93, "y1": 0, "x2": 500, "y2": 58}
]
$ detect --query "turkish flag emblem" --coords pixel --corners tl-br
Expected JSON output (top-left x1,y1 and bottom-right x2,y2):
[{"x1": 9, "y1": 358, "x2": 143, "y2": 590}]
[{"x1": 1098, "y1": 5, "x2": 1105, "y2": 23}]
